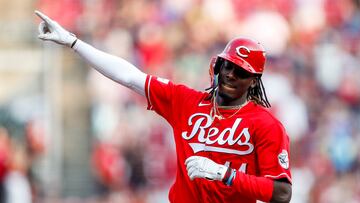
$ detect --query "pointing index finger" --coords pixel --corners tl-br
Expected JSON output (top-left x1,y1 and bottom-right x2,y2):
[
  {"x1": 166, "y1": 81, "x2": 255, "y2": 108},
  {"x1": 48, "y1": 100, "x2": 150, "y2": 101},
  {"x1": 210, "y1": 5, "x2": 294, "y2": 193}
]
[{"x1": 35, "y1": 10, "x2": 53, "y2": 24}]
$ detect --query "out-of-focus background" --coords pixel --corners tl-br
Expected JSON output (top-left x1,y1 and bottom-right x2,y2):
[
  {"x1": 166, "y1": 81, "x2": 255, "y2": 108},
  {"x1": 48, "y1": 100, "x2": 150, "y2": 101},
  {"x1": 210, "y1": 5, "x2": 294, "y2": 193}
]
[{"x1": 0, "y1": 0, "x2": 360, "y2": 202}]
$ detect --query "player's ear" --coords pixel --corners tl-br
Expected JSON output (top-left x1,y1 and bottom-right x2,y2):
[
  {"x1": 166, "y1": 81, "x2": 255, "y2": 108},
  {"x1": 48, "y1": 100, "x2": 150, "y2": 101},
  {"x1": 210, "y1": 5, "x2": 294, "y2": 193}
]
[{"x1": 250, "y1": 78, "x2": 257, "y2": 88}]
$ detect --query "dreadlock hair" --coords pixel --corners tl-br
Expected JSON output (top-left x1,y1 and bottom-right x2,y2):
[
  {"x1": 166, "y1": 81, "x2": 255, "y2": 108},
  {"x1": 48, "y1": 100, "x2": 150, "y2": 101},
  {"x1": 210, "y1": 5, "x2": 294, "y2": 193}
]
[
  {"x1": 247, "y1": 76, "x2": 271, "y2": 108},
  {"x1": 205, "y1": 85, "x2": 217, "y2": 101}
]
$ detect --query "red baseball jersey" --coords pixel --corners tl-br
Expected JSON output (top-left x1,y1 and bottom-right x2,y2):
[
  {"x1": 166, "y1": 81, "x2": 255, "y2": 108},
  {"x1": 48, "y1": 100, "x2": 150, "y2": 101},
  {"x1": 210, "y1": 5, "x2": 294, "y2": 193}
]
[{"x1": 145, "y1": 75, "x2": 292, "y2": 203}]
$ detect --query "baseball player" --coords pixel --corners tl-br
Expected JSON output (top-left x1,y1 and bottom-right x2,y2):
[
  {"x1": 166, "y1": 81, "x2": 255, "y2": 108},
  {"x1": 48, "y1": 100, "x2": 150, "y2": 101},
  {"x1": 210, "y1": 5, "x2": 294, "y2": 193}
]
[{"x1": 35, "y1": 10, "x2": 292, "y2": 203}]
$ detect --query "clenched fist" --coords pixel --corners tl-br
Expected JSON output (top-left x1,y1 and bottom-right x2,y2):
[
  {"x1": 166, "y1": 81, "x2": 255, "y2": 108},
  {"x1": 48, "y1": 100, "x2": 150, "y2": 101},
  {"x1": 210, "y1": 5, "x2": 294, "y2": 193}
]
[{"x1": 185, "y1": 156, "x2": 228, "y2": 181}]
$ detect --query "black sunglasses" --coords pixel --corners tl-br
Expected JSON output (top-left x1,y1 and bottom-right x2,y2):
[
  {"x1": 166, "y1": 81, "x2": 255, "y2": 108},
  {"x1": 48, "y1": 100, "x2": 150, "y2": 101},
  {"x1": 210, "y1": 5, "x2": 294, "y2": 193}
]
[{"x1": 221, "y1": 60, "x2": 255, "y2": 79}]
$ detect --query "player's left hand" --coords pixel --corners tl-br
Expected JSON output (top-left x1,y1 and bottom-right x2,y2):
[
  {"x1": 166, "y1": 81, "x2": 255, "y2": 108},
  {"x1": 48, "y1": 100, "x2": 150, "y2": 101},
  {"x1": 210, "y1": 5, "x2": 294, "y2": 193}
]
[{"x1": 185, "y1": 156, "x2": 228, "y2": 181}]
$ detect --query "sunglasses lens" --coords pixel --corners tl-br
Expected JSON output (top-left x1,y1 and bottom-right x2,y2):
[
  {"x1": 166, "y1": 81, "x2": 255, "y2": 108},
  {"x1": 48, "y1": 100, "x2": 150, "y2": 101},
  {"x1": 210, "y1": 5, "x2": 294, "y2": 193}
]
[{"x1": 222, "y1": 60, "x2": 253, "y2": 79}]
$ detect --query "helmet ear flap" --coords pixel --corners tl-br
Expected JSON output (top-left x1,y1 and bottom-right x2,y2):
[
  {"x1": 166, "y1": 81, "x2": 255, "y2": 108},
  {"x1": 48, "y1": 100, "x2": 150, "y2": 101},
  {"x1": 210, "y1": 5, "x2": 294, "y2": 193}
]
[
  {"x1": 213, "y1": 57, "x2": 223, "y2": 75},
  {"x1": 208, "y1": 56, "x2": 221, "y2": 90}
]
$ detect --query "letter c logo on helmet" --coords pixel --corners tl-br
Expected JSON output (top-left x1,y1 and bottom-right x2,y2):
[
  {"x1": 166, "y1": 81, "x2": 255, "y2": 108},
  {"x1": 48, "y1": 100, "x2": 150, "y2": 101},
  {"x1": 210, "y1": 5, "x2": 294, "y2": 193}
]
[{"x1": 235, "y1": 46, "x2": 250, "y2": 58}]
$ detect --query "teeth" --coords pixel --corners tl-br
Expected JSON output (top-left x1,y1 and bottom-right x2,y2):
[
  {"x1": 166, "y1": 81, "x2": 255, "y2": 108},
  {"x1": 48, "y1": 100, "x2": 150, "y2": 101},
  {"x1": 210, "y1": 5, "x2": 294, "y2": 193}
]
[{"x1": 223, "y1": 84, "x2": 235, "y2": 88}]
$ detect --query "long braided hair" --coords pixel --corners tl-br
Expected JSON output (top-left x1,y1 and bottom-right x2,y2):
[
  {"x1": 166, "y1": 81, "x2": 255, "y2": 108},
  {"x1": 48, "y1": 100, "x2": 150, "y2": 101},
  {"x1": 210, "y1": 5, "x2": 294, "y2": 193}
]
[{"x1": 247, "y1": 76, "x2": 271, "y2": 108}]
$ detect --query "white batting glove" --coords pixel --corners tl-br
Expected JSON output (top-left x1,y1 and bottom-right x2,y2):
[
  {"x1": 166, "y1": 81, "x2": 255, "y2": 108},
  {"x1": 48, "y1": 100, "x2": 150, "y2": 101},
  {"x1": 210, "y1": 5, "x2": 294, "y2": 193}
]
[
  {"x1": 35, "y1": 10, "x2": 77, "y2": 47},
  {"x1": 185, "y1": 156, "x2": 228, "y2": 181}
]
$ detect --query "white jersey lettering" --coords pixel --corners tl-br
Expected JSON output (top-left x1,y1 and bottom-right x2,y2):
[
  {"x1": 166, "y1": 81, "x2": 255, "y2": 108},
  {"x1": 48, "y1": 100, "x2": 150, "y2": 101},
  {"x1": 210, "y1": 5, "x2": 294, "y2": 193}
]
[{"x1": 182, "y1": 113, "x2": 254, "y2": 155}]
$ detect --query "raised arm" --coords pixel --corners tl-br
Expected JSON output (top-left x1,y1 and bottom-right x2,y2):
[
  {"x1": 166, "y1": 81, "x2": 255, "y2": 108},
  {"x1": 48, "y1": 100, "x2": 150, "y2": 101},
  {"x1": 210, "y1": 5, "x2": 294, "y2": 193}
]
[{"x1": 35, "y1": 10, "x2": 146, "y2": 96}]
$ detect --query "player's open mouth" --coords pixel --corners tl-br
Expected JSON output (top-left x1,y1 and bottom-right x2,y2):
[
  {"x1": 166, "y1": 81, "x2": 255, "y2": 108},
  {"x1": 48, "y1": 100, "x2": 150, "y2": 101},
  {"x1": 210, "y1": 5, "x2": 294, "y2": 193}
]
[{"x1": 221, "y1": 83, "x2": 236, "y2": 90}]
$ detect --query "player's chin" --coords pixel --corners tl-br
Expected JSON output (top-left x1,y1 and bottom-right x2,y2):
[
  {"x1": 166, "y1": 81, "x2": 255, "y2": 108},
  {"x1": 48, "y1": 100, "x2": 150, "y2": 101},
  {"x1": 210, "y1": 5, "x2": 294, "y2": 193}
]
[{"x1": 218, "y1": 88, "x2": 236, "y2": 100}]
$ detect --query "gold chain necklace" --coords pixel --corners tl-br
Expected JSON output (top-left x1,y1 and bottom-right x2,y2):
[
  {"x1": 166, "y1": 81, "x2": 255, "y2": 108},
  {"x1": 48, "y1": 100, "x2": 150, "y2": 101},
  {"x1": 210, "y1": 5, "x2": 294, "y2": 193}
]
[{"x1": 210, "y1": 94, "x2": 248, "y2": 120}]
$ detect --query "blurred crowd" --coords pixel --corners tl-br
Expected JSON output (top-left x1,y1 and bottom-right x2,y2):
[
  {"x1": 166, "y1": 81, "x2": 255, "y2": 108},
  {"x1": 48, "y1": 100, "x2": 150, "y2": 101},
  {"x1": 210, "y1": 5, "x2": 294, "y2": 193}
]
[{"x1": 1, "y1": 0, "x2": 360, "y2": 202}]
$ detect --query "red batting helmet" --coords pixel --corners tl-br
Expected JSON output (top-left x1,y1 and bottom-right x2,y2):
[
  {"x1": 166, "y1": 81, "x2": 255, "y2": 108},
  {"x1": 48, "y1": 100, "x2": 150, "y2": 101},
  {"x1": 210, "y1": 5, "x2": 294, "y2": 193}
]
[{"x1": 213, "y1": 37, "x2": 267, "y2": 75}]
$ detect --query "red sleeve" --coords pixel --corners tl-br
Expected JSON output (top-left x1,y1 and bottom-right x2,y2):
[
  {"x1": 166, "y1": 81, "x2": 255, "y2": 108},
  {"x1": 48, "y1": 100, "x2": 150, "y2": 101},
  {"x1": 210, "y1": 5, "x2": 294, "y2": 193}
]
[
  {"x1": 144, "y1": 75, "x2": 199, "y2": 124},
  {"x1": 145, "y1": 75, "x2": 173, "y2": 121},
  {"x1": 254, "y1": 116, "x2": 292, "y2": 184},
  {"x1": 231, "y1": 172, "x2": 274, "y2": 202}
]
